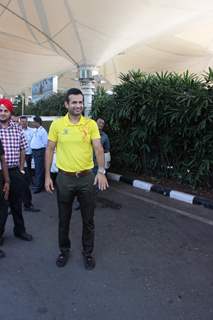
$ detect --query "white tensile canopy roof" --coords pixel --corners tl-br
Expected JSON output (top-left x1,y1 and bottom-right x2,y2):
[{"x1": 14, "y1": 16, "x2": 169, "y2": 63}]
[{"x1": 0, "y1": 0, "x2": 213, "y2": 95}]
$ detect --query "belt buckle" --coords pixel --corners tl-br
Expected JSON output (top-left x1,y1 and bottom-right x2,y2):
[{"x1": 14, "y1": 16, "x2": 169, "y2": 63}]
[{"x1": 75, "y1": 172, "x2": 80, "y2": 178}]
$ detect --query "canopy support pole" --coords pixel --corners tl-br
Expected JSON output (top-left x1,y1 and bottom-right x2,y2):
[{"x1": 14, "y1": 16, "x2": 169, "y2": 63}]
[{"x1": 78, "y1": 65, "x2": 95, "y2": 117}]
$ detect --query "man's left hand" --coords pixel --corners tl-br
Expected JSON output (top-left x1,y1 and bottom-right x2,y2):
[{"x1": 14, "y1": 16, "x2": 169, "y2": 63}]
[
  {"x1": 3, "y1": 182, "x2": 9, "y2": 200},
  {"x1": 94, "y1": 173, "x2": 109, "y2": 191}
]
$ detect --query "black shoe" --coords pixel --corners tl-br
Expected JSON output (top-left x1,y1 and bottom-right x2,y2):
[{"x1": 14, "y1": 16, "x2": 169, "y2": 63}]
[
  {"x1": 0, "y1": 236, "x2": 4, "y2": 246},
  {"x1": 0, "y1": 249, "x2": 5, "y2": 258},
  {"x1": 56, "y1": 251, "x2": 70, "y2": 267},
  {"x1": 14, "y1": 232, "x2": 33, "y2": 241},
  {"x1": 83, "y1": 255, "x2": 96, "y2": 270},
  {"x1": 24, "y1": 206, "x2": 40, "y2": 212}
]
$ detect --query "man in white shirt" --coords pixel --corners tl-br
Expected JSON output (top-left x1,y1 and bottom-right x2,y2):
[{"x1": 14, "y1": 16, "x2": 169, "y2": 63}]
[
  {"x1": 19, "y1": 116, "x2": 40, "y2": 212},
  {"x1": 20, "y1": 116, "x2": 34, "y2": 180},
  {"x1": 30, "y1": 116, "x2": 48, "y2": 193}
]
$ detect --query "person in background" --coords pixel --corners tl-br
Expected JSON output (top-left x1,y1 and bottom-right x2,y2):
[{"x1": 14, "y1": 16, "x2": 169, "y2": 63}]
[
  {"x1": 11, "y1": 115, "x2": 20, "y2": 124},
  {"x1": 97, "y1": 118, "x2": 110, "y2": 151},
  {"x1": 95, "y1": 118, "x2": 110, "y2": 173},
  {"x1": 30, "y1": 116, "x2": 48, "y2": 194},
  {"x1": 0, "y1": 138, "x2": 9, "y2": 258},
  {"x1": 45, "y1": 88, "x2": 108, "y2": 270},
  {"x1": 20, "y1": 116, "x2": 34, "y2": 182},
  {"x1": 0, "y1": 99, "x2": 33, "y2": 243},
  {"x1": 20, "y1": 116, "x2": 40, "y2": 212}
]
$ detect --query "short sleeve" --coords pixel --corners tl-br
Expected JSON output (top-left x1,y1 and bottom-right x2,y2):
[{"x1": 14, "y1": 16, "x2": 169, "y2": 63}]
[
  {"x1": 48, "y1": 121, "x2": 58, "y2": 143},
  {"x1": 0, "y1": 139, "x2": 4, "y2": 156},
  {"x1": 90, "y1": 120, "x2": 100, "y2": 140},
  {"x1": 20, "y1": 129, "x2": 28, "y2": 150}
]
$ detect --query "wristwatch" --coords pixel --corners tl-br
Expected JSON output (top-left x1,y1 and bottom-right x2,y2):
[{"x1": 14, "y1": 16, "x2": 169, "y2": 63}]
[{"x1": 98, "y1": 168, "x2": 106, "y2": 175}]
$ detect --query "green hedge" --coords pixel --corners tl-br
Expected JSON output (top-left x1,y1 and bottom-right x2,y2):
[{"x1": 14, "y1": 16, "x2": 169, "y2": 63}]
[{"x1": 91, "y1": 70, "x2": 213, "y2": 188}]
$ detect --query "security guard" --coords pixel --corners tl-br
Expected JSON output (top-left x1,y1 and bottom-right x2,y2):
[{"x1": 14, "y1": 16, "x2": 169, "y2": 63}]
[{"x1": 45, "y1": 88, "x2": 108, "y2": 269}]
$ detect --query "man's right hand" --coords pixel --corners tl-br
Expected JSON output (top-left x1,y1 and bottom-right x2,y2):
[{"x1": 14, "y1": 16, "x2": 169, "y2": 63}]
[{"x1": 45, "y1": 176, "x2": 54, "y2": 193}]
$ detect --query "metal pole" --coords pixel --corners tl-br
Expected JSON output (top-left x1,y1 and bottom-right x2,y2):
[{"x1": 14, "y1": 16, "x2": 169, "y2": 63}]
[{"x1": 21, "y1": 94, "x2": 25, "y2": 115}]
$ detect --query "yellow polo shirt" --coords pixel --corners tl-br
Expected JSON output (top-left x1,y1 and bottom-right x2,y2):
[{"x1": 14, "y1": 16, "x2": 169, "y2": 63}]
[{"x1": 48, "y1": 114, "x2": 100, "y2": 172}]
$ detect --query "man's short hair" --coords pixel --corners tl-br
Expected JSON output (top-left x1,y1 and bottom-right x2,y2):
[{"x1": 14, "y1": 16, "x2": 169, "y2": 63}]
[
  {"x1": 97, "y1": 118, "x2": 105, "y2": 123},
  {"x1": 33, "y1": 115, "x2": 42, "y2": 125},
  {"x1": 65, "y1": 88, "x2": 84, "y2": 103},
  {"x1": 20, "y1": 115, "x2": 27, "y2": 120}
]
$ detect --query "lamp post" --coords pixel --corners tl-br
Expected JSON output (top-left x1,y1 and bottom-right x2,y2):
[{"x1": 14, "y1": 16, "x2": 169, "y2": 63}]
[{"x1": 21, "y1": 94, "x2": 25, "y2": 115}]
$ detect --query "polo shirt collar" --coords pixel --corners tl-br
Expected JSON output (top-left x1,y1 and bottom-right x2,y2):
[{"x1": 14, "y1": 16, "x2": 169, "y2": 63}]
[{"x1": 64, "y1": 113, "x2": 85, "y2": 126}]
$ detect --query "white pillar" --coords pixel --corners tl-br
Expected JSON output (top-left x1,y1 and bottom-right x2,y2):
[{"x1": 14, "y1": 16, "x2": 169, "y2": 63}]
[
  {"x1": 81, "y1": 82, "x2": 95, "y2": 117},
  {"x1": 78, "y1": 65, "x2": 95, "y2": 117}
]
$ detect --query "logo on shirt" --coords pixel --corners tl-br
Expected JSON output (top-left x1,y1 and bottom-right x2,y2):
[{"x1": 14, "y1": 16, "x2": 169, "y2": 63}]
[
  {"x1": 80, "y1": 126, "x2": 89, "y2": 142},
  {"x1": 63, "y1": 128, "x2": 69, "y2": 135}
]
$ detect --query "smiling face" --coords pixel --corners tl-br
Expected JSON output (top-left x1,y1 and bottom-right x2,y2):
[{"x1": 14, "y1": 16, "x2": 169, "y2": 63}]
[
  {"x1": 0, "y1": 105, "x2": 11, "y2": 123},
  {"x1": 65, "y1": 94, "x2": 84, "y2": 117}
]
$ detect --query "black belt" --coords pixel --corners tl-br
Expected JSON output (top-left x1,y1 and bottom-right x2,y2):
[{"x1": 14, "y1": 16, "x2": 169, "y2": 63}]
[
  {"x1": 59, "y1": 169, "x2": 91, "y2": 177},
  {"x1": 32, "y1": 148, "x2": 45, "y2": 151}
]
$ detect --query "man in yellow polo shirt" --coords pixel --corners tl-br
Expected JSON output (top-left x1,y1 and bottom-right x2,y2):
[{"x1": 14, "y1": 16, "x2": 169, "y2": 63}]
[{"x1": 45, "y1": 88, "x2": 108, "y2": 270}]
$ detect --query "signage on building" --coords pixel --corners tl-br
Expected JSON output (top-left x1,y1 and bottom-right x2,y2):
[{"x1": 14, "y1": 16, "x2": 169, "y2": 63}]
[{"x1": 32, "y1": 76, "x2": 58, "y2": 103}]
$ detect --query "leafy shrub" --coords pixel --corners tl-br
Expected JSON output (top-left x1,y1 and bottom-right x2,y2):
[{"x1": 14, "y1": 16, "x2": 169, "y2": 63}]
[
  {"x1": 14, "y1": 92, "x2": 66, "y2": 116},
  {"x1": 91, "y1": 69, "x2": 213, "y2": 188}
]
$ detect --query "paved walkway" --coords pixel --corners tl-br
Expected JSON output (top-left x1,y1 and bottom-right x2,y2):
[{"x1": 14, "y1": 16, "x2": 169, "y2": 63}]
[{"x1": 1, "y1": 181, "x2": 213, "y2": 320}]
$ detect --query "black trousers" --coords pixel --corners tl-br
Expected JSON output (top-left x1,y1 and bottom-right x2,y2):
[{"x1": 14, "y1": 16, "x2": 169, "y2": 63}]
[
  {"x1": 22, "y1": 154, "x2": 33, "y2": 208},
  {"x1": 0, "y1": 174, "x2": 8, "y2": 236},
  {"x1": 56, "y1": 171, "x2": 95, "y2": 256},
  {"x1": 0, "y1": 168, "x2": 26, "y2": 236},
  {"x1": 25, "y1": 154, "x2": 32, "y2": 184}
]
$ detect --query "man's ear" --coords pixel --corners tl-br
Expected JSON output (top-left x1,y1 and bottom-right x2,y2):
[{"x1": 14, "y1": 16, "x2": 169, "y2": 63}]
[{"x1": 64, "y1": 101, "x2": 68, "y2": 110}]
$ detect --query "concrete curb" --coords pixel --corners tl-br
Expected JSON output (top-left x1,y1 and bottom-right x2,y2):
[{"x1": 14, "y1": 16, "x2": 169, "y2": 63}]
[{"x1": 107, "y1": 172, "x2": 213, "y2": 210}]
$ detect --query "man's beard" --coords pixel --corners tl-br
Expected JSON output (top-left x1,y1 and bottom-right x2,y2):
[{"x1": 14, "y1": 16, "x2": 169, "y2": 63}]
[
  {"x1": 69, "y1": 110, "x2": 82, "y2": 116},
  {"x1": 0, "y1": 118, "x2": 9, "y2": 123}
]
